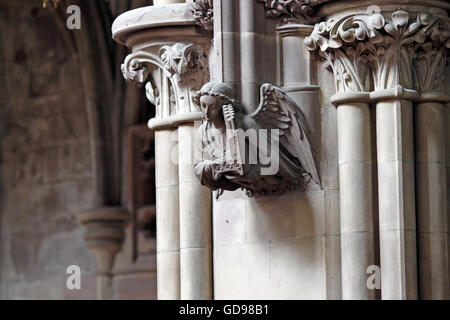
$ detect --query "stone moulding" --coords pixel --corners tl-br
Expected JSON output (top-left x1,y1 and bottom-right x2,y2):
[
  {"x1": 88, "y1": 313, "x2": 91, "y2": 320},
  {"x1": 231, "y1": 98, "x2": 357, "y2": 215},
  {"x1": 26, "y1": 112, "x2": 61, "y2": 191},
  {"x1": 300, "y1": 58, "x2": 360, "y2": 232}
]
[
  {"x1": 188, "y1": 0, "x2": 214, "y2": 31},
  {"x1": 330, "y1": 85, "x2": 450, "y2": 106},
  {"x1": 305, "y1": 10, "x2": 450, "y2": 93},
  {"x1": 111, "y1": 3, "x2": 195, "y2": 45}
]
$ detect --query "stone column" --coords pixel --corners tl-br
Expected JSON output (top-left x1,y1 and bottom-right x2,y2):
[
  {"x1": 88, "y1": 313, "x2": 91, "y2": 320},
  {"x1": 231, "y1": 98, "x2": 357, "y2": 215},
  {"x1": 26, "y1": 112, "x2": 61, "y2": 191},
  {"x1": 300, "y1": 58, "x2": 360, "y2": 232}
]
[
  {"x1": 239, "y1": 0, "x2": 265, "y2": 111},
  {"x1": 366, "y1": 9, "x2": 447, "y2": 299},
  {"x1": 306, "y1": 24, "x2": 375, "y2": 300},
  {"x1": 213, "y1": 0, "x2": 240, "y2": 96},
  {"x1": 114, "y1": 3, "x2": 213, "y2": 300},
  {"x1": 178, "y1": 123, "x2": 212, "y2": 300},
  {"x1": 78, "y1": 207, "x2": 129, "y2": 300},
  {"x1": 277, "y1": 24, "x2": 321, "y2": 174},
  {"x1": 375, "y1": 96, "x2": 417, "y2": 300},
  {"x1": 155, "y1": 129, "x2": 181, "y2": 299},
  {"x1": 414, "y1": 43, "x2": 449, "y2": 299},
  {"x1": 337, "y1": 102, "x2": 375, "y2": 300},
  {"x1": 307, "y1": 4, "x2": 449, "y2": 299}
]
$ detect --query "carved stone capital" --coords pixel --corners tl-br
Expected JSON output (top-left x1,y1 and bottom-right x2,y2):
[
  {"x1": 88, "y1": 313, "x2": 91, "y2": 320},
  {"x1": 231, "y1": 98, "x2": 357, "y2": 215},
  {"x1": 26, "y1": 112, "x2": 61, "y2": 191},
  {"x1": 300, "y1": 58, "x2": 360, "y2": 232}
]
[
  {"x1": 305, "y1": 10, "x2": 449, "y2": 93},
  {"x1": 188, "y1": 0, "x2": 214, "y2": 31},
  {"x1": 122, "y1": 42, "x2": 209, "y2": 122},
  {"x1": 259, "y1": 0, "x2": 327, "y2": 25}
]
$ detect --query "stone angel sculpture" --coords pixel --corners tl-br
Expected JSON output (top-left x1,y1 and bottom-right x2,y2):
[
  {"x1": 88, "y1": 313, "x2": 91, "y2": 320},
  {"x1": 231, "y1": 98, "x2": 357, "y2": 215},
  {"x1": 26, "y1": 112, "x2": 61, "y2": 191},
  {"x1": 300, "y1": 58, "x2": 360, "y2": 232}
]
[{"x1": 193, "y1": 82, "x2": 320, "y2": 197}]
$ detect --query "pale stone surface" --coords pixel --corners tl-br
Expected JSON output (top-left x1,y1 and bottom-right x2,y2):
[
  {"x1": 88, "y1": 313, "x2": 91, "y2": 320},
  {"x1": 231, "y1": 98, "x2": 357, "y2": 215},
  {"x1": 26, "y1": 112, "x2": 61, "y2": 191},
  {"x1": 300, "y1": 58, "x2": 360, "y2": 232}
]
[
  {"x1": 213, "y1": 190, "x2": 329, "y2": 299},
  {"x1": 155, "y1": 129, "x2": 180, "y2": 299},
  {"x1": 111, "y1": 0, "x2": 450, "y2": 302},
  {"x1": 376, "y1": 100, "x2": 418, "y2": 300},
  {"x1": 337, "y1": 102, "x2": 375, "y2": 300},
  {"x1": 180, "y1": 248, "x2": 212, "y2": 299}
]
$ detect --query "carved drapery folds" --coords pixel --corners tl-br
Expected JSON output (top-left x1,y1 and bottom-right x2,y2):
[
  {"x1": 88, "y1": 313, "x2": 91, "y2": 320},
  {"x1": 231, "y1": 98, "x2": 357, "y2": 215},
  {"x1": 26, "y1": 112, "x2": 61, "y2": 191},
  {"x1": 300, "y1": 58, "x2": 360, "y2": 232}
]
[
  {"x1": 305, "y1": 10, "x2": 450, "y2": 93},
  {"x1": 193, "y1": 82, "x2": 320, "y2": 197},
  {"x1": 188, "y1": 0, "x2": 214, "y2": 31},
  {"x1": 259, "y1": 0, "x2": 327, "y2": 25},
  {"x1": 122, "y1": 42, "x2": 209, "y2": 119}
]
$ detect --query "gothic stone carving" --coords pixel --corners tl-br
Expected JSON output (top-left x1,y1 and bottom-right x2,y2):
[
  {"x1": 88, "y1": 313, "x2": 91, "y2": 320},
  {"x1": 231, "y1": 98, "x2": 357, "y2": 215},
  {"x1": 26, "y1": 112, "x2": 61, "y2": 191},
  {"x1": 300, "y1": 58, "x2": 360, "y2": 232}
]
[
  {"x1": 259, "y1": 0, "x2": 327, "y2": 25},
  {"x1": 188, "y1": 0, "x2": 214, "y2": 31},
  {"x1": 305, "y1": 10, "x2": 450, "y2": 92},
  {"x1": 193, "y1": 82, "x2": 320, "y2": 197},
  {"x1": 122, "y1": 42, "x2": 209, "y2": 116},
  {"x1": 160, "y1": 43, "x2": 209, "y2": 90}
]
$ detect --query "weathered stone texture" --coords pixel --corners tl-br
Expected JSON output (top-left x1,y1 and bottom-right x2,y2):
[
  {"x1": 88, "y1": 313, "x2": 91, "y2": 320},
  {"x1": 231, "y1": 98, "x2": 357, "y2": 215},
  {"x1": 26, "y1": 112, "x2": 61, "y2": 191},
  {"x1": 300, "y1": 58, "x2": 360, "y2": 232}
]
[{"x1": 0, "y1": 0, "x2": 96, "y2": 299}]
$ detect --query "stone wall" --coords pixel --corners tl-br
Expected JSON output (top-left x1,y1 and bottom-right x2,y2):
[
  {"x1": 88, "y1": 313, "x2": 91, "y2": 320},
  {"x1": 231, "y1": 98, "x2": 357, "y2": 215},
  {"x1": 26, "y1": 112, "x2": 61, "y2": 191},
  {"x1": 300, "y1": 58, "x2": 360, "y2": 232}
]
[{"x1": 0, "y1": 0, "x2": 97, "y2": 299}]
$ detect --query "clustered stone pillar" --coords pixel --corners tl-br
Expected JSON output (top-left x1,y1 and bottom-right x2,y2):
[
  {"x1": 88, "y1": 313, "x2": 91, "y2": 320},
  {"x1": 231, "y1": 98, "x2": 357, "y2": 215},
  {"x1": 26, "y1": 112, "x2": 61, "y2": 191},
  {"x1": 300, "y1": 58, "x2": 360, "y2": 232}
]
[
  {"x1": 114, "y1": 2, "x2": 213, "y2": 300},
  {"x1": 337, "y1": 101, "x2": 375, "y2": 300},
  {"x1": 213, "y1": 0, "x2": 240, "y2": 96},
  {"x1": 306, "y1": 24, "x2": 376, "y2": 301},
  {"x1": 307, "y1": 2, "x2": 449, "y2": 299}
]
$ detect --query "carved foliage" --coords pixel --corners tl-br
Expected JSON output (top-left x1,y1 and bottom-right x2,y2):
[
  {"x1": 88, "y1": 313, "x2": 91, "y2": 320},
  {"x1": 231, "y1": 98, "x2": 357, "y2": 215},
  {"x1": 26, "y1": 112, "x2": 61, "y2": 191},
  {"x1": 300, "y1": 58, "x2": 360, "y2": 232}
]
[
  {"x1": 121, "y1": 59, "x2": 150, "y2": 87},
  {"x1": 122, "y1": 42, "x2": 209, "y2": 117},
  {"x1": 305, "y1": 10, "x2": 450, "y2": 92},
  {"x1": 188, "y1": 0, "x2": 214, "y2": 31},
  {"x1": 160, "y1": 43, "x2": 208, "y2": 90},
  {"x1": 259, "y1": 0, "x2": 325, "y2": 25}
]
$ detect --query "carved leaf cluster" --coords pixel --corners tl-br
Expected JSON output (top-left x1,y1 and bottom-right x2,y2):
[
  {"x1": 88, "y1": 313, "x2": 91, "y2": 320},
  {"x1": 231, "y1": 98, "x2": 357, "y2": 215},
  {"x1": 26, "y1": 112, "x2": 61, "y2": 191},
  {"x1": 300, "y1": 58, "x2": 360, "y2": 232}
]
[
  {"x1": 259, "y1": 0, "x2": 325, "y2": 25},
  {"x1": 188, "y1": 0, "x2": 214, "y2": 31},
  {"x1": 305, "y1": 10, "x2": 450, "y2": 92}
]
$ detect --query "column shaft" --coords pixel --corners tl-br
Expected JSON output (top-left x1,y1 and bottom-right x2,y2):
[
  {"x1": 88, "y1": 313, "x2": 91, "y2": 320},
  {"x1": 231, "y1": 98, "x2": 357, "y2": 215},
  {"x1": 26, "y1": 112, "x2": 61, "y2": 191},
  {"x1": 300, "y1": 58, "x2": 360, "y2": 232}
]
[
  {"x1": 337, "y1": 102, "x2": 375, "y2": 300},
  {"x1": 155, "y1": 129, "x2": 180, "y2": 300},
  {"x1": 213, "y1": 0, "x2": 239, "y2": 91},
  {"x1": 415, "y1": 101, "x2": 449, "y2": 299},
  {"x1": 376, "y1": 99, "x2": 418, "y2": 299},
  {"x1": 239, "y1": 0, "x2": 264, "y2": 111},
  {"x1": 178, "y1": 123, "x2": 213, "y2": 300}
]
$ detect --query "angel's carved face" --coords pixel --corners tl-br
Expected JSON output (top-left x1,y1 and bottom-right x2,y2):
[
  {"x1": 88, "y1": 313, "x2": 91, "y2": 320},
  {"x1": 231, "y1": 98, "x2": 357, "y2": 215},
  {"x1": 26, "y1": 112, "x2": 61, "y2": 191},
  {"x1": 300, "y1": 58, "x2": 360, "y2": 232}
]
[{"x1": 200, "y1": 95, "x2": 223, "y2": 122}]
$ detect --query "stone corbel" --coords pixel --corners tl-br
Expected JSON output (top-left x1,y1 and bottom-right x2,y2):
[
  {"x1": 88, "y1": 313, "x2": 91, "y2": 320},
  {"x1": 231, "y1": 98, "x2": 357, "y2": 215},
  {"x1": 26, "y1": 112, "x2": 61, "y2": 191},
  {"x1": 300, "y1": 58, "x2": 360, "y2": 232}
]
[{"x1": 77, "y1": 207, "x2": 129, "y2": 300}]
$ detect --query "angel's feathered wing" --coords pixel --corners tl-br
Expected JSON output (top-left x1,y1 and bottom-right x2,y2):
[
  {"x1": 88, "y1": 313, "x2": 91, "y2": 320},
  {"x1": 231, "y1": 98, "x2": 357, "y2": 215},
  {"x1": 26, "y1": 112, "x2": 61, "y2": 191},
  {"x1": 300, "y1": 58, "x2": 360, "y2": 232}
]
[{"x1": 248, "y1": 84, "x2": 320, "y2": 186}]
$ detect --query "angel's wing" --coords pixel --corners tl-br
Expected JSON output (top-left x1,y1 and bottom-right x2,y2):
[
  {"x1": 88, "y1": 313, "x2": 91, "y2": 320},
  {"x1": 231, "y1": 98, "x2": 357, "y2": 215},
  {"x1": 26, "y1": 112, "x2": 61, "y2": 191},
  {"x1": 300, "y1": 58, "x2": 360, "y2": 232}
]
[{"x1": 248, "y1": 83, "x2": 320, "y2": 185}]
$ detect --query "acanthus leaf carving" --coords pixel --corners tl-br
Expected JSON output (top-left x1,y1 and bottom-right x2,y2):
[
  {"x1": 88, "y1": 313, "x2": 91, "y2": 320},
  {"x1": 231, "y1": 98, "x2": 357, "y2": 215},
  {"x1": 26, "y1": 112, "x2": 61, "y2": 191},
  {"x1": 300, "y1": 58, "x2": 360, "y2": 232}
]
[
  {"x1": 258, "y1": 0, "x2": 326, "y2": 25},
  {"x1": 188, "y1": 0, "x2": 214, "y2": 31},
  {"x1": 305, "y1": 10, "x2": 450, "y2": 92}
]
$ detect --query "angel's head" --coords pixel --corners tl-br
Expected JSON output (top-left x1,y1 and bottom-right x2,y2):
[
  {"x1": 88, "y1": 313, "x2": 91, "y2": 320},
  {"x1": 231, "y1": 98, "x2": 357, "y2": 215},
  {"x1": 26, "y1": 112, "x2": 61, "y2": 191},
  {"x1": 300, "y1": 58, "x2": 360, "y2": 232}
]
[{"x1": 193, "y1": 82, "x2": 239, "y2": 122}]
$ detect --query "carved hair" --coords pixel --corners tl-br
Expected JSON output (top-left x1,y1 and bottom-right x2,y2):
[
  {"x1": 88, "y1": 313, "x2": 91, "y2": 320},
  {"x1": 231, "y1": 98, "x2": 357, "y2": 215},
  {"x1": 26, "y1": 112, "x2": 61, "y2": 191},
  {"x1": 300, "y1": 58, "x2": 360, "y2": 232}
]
[{"x1": 193, "y1": 82, "x2": 240, "y2": 112}]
